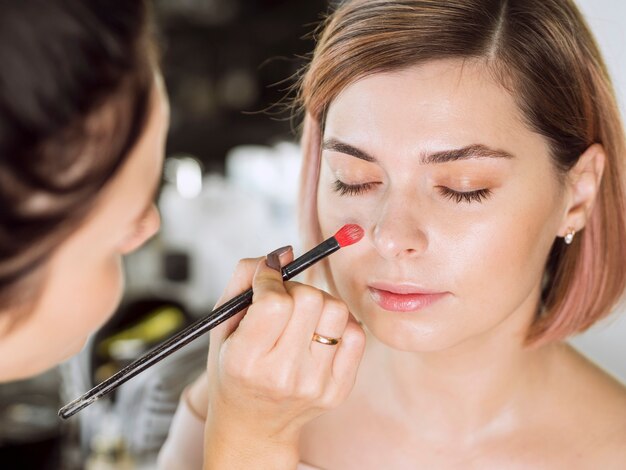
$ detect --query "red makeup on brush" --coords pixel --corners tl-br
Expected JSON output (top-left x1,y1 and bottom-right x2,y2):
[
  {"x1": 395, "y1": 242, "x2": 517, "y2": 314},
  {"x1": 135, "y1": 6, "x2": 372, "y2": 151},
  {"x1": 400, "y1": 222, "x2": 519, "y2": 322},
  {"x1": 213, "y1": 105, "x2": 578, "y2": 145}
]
[{"x1": 59, "y1": 224, "x2": 364, "y2": 419}]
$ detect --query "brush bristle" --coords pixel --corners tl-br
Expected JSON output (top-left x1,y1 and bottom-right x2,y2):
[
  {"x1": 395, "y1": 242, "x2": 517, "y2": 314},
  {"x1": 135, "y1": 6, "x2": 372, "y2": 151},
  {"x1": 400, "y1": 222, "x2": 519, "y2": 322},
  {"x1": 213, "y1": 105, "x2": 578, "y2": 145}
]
[{"x1": 334, "y1": 224, "x2": 364, "y2": 247}]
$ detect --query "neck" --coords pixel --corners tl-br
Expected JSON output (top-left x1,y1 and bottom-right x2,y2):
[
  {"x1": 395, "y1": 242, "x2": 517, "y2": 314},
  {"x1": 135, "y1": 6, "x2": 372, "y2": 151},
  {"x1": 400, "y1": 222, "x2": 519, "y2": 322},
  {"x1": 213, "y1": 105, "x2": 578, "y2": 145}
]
[{"x1": 359, "y1": 302, "x2": 556, "y2": 442}]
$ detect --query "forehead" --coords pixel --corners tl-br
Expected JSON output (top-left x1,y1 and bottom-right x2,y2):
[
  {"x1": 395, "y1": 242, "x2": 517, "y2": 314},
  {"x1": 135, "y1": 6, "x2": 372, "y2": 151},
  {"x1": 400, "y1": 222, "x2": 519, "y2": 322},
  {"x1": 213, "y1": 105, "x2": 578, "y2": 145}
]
[{"x1": 324, "y1": 59, "x2": 546, "y2": 158}]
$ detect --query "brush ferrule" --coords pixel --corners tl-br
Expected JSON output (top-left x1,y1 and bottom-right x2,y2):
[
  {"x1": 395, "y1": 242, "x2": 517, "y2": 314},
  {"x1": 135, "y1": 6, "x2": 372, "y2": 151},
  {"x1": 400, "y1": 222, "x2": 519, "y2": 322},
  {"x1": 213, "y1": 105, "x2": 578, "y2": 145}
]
[{"x1": 281, "y1": 237, "x2": 339, "y2": 280}]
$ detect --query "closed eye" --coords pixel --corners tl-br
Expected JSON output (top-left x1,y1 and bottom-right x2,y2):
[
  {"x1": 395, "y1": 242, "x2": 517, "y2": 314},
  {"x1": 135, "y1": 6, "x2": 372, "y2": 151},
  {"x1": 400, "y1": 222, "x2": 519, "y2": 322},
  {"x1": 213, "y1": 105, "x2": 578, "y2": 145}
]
[
  {"x1": 333, "y1": 179, "x2": 491, "y2": 204},
  {"x1": 438, "y1": 187, "x2": 492, "y2": 204},
  {"x1": 333, "y1": 180, "x2": 380, "y2": 196}
]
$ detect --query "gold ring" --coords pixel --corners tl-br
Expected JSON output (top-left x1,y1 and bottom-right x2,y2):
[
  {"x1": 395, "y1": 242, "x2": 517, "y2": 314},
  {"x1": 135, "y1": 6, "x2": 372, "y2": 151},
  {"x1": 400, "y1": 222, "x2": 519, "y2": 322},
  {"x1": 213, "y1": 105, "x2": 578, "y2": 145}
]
[{"x1": 312, "y1": 333, "x2": 341, "y2": 346}]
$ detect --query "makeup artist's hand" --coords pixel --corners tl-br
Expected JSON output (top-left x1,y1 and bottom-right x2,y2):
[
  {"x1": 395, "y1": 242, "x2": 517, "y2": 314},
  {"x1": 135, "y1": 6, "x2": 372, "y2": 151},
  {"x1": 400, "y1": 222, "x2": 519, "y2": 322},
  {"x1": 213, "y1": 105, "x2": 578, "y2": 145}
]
[{"x1": 201, "y1": 247, "x2": 365, "y2": 469}]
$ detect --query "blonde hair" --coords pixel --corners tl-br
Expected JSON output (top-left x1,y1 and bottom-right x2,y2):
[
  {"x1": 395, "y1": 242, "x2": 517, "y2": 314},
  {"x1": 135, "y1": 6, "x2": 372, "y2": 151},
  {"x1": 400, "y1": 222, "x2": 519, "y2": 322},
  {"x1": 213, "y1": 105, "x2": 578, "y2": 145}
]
[{"x1": 296, "y1": 0, "x2": 626, "y2": 345}]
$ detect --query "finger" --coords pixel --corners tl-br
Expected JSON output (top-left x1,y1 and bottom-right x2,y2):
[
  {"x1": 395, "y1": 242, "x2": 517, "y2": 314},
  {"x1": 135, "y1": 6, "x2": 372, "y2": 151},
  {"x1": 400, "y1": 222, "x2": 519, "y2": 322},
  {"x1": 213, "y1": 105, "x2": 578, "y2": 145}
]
[
  {"x1": 310, "y1": 297, "x2": 349, "y2": 360},
  {"x1": 233, "y1": 246, "x2": 295, "y2": 352},
  {"x1": 186, "y1": 372, "x2": 209, "y2": 420},
  {"x1": 210, "y1": 257, "x2": 260, "y2": 345},
  {"x1": 275, "y1": 282, "x2": 325, "y2": 355},
  {"x1": 212, "y1": 245, "x2": 293, "y2": 345},
  {"x1": 331, "y1": 317, "x2": 366, "y2": 387},
  {"x1": 252, "y1": 245, "x2": 293, "y2": 297},
  {"x1": 265, "y1": 244, "x2": 293, "y2": 272}
]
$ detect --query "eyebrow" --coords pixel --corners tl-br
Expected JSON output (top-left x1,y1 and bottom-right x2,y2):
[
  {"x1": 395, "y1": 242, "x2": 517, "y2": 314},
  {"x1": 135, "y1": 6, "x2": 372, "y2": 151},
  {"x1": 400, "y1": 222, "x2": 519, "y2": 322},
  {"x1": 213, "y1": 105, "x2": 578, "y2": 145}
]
[{"x1": 321, "y1": 138, "x2": 515, "y2": 164}]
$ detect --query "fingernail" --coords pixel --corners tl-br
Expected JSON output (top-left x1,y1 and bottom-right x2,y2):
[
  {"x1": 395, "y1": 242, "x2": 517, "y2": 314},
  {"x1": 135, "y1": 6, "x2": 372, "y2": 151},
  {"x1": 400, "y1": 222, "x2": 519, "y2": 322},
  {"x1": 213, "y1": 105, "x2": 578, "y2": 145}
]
[{"x1": 265, "y1": 245, "x2": 292, "y2": 271}]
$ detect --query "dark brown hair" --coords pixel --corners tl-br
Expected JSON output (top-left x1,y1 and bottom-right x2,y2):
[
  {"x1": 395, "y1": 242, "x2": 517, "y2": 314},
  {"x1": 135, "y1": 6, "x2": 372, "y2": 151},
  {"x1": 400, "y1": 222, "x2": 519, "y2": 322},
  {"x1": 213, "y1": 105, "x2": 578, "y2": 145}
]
[
  {"x1": 297, "y1": 0, "x2": 626, "y2": 345},
  {"x1": 0, "y1": 0, "x2": 157, "y2": 310}
]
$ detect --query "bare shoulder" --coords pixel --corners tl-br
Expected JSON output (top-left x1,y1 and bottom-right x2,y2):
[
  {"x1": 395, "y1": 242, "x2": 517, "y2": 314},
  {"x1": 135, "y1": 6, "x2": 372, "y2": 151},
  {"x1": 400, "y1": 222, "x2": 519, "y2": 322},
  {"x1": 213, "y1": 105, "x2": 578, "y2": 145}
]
[
  {"x1": 549, "y1": 344, "x2": 626, "y2": 463},
  {"x1": 558, "y1": 343, "x2": 626, "y2": 411}
]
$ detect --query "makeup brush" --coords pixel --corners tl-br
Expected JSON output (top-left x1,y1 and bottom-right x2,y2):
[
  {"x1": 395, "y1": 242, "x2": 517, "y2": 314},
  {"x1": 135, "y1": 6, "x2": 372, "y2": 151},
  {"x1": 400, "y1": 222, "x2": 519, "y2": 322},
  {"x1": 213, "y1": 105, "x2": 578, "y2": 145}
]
[{"x1": 59, "y1": 224, "x2": 364, "y2": 419}]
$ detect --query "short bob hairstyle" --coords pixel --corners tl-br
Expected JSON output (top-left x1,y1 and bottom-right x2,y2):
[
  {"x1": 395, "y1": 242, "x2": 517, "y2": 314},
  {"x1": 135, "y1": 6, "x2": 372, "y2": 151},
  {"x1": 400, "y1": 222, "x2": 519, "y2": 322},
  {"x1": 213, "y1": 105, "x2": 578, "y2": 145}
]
[{"x1": 296, "y1": 0, "x2": 626, "y2": 346}]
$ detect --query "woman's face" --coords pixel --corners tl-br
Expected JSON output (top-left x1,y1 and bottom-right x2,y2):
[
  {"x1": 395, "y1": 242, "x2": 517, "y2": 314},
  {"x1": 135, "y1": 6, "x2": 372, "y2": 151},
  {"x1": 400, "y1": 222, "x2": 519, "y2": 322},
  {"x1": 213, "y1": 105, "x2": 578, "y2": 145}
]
[
  {"x1": 2, "y1": 76, "x2": 169, "y2": 379},
  {"x1": 317, "y1": 60, "x2": 569, "y2": 352}
]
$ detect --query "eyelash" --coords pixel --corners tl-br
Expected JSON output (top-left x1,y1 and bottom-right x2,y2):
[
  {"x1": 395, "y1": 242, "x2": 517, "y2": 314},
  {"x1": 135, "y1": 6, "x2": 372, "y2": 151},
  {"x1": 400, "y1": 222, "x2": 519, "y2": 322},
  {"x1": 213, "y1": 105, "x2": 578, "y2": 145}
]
[
  {"x1": 332, "y1": 180, "x2": 492, "y2": 204},
  {"x1": 437, "y1": 186, "x2": 492, "y2": 204},
  {"x1": 333, "y1": 180, "x2": 379, "y2": 196}
]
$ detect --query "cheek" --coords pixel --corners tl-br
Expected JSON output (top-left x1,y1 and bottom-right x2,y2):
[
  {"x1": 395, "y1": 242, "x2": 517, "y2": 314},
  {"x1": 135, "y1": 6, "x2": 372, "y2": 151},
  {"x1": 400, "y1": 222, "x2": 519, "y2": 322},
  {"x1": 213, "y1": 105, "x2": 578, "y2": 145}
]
[
  {"x1": 56, "y1": 255, "x2": 124, "y2": 340},
  {"x1": 317, "y1": 177, "x2": 341, "y2": 236},
  {"x1": 77, "y1": 256, "x2": 125, "y2": 327},
  {"x1": 33, "y1": 254, "x2": 125, "y2": 363},
  {"x1": 66, "y1": 258, "x2": 124, "y2": 356},
  {"x1": 316, "y1": 182, "x2": 372, "y2": 308},
  {"x1": 317, "y1": 174, "x2": 373, "y2": 238},
  {"x1": 449, "y1": 182, "x2": 563, "y2": 313}
]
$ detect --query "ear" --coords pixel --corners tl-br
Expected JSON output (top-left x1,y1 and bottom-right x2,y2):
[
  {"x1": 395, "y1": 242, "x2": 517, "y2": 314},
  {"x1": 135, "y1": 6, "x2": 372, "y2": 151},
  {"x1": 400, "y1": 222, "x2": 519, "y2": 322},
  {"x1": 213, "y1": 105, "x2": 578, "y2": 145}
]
[{"x1": 558, "y1": 143, "x2": 606, "y2": 237}]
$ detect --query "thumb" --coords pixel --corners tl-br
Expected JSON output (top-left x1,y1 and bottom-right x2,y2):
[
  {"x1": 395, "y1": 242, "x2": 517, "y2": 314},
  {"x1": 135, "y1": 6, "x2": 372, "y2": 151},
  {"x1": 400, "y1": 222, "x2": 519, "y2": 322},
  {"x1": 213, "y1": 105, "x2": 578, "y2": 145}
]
[
  {"x1": 209, "y1": 257, "x2": 260, "y2": 345},
  {"x1": 210, "y1": 245, "x2": 294, "y2": 344}
]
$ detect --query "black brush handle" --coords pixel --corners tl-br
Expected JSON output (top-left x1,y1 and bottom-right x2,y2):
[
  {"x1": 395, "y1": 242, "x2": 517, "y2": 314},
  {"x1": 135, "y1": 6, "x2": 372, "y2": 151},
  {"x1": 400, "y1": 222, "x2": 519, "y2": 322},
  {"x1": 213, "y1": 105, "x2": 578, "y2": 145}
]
[{"x1": 59, "y1": 236, "x2": 340, "y2": 419}]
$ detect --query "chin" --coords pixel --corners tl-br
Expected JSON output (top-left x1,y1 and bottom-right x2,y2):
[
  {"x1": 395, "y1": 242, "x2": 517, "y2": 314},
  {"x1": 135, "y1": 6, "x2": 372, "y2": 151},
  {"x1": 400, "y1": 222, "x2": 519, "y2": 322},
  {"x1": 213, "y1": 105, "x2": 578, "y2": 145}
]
[
  {"x1": 369, "y1": 324, "x2": 459, "y2": 352},
  {"x1": 11, "y1": 341, "x2": 85, "y2": 381},
  {"x1": 358, "y1": 306, "x2": 469, "y2": 353}
]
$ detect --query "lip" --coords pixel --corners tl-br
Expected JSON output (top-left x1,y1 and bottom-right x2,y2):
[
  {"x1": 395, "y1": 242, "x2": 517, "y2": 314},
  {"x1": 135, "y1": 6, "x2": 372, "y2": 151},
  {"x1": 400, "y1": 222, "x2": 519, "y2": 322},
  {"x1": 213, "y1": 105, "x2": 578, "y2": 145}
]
[{"x1": 368, "y1": 282, "x2": 447, "y2": 312}]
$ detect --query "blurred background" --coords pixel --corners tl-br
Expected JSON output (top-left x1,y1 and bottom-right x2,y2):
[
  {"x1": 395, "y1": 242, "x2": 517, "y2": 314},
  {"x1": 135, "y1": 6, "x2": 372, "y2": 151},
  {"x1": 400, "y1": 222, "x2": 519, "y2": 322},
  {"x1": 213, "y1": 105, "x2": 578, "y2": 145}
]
[{"x1": 0, "y1": 0, "x2": 624, "y2": 468}]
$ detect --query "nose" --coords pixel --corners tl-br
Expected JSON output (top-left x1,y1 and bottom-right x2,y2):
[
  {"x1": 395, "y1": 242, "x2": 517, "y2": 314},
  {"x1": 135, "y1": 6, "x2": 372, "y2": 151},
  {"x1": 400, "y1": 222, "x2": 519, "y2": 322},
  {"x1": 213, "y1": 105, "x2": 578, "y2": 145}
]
[
  {"x1": 142, "y1": 205, "x2": 161, "y2": 241},
  {"x1": 371, "y1": 193, "x2": 427, "y2": 260},
  {"x1": 120, "y1": 205, "x2": 161, "y2": 254}
]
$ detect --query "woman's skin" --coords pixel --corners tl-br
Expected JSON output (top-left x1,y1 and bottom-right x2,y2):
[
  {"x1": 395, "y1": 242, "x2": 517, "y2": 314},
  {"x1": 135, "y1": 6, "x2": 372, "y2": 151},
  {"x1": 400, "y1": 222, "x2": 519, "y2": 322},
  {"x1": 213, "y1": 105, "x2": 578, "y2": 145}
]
[
  {"x1": 200, "y1": 248, "x2": 366, "y2": 468},
  {"x1": 191, "y1": 59, "x2": 626, "y2": 468},
  {"x1": 0, "y1": 76, "x2": 169, "y2": 381}
]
